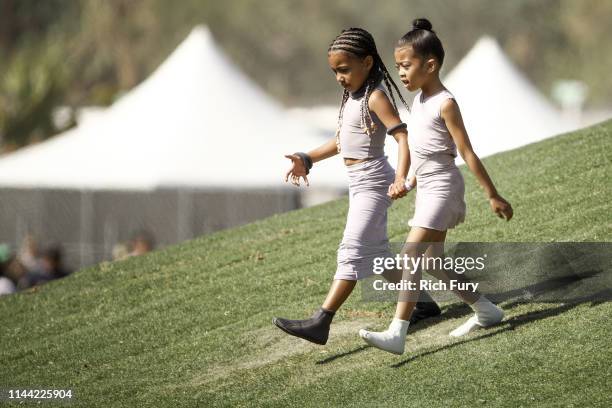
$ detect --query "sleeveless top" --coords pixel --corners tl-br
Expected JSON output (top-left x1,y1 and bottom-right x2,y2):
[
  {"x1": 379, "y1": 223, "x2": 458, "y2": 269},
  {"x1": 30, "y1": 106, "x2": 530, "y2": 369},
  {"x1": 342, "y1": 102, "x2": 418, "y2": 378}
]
[
  {"x1": 408, "y1": 89, "x2": 458, "y2": 176},
  {"x1": 338, "y1": 81, "x2": 389, "y2": 159}
]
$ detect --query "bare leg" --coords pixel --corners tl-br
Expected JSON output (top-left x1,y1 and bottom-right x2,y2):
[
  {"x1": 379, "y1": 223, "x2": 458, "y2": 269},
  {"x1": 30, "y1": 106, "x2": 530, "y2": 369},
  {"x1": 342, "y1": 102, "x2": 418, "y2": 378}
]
[
  {"x1": 382, "y1": 261, "x2": 441, "y2": 323},
  {"x1": 421, "y1": 239, "x2": 481, "y2": 305},
  {"x1": 418, "y1": 234, "x2": 504, "y2": 337},
  {"x1": 358, "y1": 227, "x2": 445, "y2": 354},
  {"x1": 394, "y1": 227, "x2": 447, "y2": 321},
  {"x1": 360, "y1": 227, "x2": 505, "y2": 351},
  {"x1": 383, "y1": 233, "x2": 481, "y2": 305},
  {"x1": 322, "y1": 279, "x2": 357, "y2": 311},
  {"x1": 415, "y1": 235, "x2": 504, "y2": 337}
]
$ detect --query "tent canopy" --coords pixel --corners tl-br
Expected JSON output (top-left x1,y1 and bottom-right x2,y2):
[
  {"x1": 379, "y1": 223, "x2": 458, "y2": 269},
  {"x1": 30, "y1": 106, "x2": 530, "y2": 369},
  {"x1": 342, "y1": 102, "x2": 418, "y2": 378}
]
[
  {"x1": 442, "y1": 36, "x2": 575, "y2": 163},
  {"x1": 0, "y1": 26, "x2": 346, "y2": 190}
]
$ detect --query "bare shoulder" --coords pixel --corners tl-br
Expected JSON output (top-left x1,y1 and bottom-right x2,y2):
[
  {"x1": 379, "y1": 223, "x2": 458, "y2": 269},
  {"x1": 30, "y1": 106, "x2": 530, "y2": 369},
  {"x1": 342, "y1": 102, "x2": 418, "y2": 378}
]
[
  {"x1": 440, "y1": 97, "x2": 463, "y2": 120},
  {"x1": 440, "y1": 97, "x2": 458, "y2": 113},
  {"x1": 368, "y1": 88, "x2": 392, "y2": 111}
]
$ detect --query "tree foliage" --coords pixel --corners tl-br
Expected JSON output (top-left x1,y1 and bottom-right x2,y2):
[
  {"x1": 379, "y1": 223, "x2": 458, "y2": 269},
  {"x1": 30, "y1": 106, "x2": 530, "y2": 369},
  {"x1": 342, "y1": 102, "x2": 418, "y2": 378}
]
[{"x1": 1, "y1": 0, "x2": 610, "y2": 149}]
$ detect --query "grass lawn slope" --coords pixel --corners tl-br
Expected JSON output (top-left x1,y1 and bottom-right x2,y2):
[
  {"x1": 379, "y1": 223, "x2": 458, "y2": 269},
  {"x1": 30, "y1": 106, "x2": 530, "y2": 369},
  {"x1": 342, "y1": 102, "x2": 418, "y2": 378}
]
[{"x1": 1, "y1": 120, "x2": 611, "y2": 407}]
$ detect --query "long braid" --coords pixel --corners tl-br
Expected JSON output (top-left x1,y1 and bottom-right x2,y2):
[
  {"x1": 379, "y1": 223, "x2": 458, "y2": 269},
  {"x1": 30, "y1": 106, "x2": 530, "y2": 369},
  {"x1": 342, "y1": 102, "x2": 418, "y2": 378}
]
[
  {"x1": 383, "y1": 75, "x2": 398, "y2": 114},
  {"x1": 335, "y1": 89, "x2": 350, "y2": 152},
  {"x1": 379, "y1": 58, "x2": 411, "y2": 112},
  {"x1": 361, "y1": 80, "x2": 373, "y2": 135},
  {"x1": 328, "y1": 27, "x2": 408, "y2": 152}
]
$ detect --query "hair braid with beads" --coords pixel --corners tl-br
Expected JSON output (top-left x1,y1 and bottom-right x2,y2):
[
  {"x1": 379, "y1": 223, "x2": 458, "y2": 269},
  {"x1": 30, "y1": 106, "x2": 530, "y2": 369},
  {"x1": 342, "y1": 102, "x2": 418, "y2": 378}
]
[{"x1": 328, "y1": 27, "x2": 409, "y2": 153}]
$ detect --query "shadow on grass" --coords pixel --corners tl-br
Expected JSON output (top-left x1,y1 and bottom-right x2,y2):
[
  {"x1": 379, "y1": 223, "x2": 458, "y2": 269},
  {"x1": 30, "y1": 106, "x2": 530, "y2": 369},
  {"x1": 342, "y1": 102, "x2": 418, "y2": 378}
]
[
  {"x1": 316, "y1": 269, "x2": 608, "y2": 365},
  {"x1": 315, "y1": 345, "x2": 370, "y2": 365},
  {"x1": 391, "y1": 287, "x2": 611, "y2": 368},
  {"x1": 416, "y1": 268, "x2": 607, "y2": 329}
]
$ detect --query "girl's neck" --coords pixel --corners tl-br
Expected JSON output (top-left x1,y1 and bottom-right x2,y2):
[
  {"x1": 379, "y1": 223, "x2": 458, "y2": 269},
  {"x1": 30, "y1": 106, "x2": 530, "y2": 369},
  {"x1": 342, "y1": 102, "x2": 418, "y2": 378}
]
[
  {"x1": 350, "y1": 69, "x2": 383, "y2": 99},
  {"x1": 420, "y1": 76, "x2": 445, "y2": 98}
]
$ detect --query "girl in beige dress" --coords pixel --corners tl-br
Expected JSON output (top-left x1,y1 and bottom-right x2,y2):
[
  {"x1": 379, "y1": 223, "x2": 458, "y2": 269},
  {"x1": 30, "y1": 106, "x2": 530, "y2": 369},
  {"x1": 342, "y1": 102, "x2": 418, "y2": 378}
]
[{"x1": 359, "y1": 18, "x2": 514, "y2": 354}]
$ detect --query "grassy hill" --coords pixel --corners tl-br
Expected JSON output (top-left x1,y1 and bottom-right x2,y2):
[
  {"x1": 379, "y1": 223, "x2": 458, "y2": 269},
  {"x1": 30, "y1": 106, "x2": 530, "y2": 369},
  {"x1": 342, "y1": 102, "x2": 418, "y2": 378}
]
[{"x1": 1, "y1": 120, "x2": 611, "y2": 407}]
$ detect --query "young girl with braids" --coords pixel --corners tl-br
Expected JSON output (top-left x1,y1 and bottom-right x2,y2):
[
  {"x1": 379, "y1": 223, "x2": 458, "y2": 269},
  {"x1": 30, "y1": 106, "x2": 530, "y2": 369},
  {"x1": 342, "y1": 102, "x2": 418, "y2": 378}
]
[
  {"x1": 358, "y1": 18, "x2": 514, "y2": 354},
  {"x1": 273, "y1": 27, "x2": 430, "y2": 345}
]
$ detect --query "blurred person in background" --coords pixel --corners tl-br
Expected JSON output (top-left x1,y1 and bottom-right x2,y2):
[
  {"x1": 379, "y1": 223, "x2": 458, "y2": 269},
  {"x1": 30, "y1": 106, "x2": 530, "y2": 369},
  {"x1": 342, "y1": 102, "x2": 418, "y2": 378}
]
[
  {"x1": 18, "y1": 244, "x2": 72, "y2": 288},
  {"x1": 17, "y1": 234, "x2": 41, "y2": 274},
  {"x1": 39, "y1": 245, "x2": 72, "y2": 279},
  {"x1": 128, "y1": 231, "x2": 155, "y2": 257},
  {"x1": 112, "y1": 242, "x2": 130, "y2": 261}
]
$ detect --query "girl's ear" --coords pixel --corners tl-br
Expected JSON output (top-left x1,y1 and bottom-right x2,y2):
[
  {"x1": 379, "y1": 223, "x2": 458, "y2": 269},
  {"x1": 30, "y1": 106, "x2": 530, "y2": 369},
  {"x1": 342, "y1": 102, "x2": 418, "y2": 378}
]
[
  {"x1": 364, "y1": 55, "x2": 374, "y2": 70},
  {"x1": 426, "y1": 58, "x2": 438, "y2": 74}
]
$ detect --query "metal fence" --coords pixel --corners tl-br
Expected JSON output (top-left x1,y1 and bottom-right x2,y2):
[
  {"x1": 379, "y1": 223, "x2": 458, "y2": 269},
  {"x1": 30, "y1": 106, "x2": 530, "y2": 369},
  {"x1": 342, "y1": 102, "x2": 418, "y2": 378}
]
[{"x1": 0, "y1": 187, "x2": 303, "y2": 270}]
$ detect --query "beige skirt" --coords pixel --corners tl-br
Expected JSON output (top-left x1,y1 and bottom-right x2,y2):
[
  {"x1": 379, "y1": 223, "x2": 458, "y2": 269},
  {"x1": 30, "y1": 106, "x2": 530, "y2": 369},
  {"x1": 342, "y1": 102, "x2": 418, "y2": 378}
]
[{"x1": 408, "y1": 155, "x2": 466, "y2": 232}]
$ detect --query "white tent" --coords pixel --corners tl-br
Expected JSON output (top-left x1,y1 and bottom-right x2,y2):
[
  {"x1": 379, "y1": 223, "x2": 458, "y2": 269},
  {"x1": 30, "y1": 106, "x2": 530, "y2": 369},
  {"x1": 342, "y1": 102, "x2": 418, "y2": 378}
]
[
  {"x1": 0, "y1": 26, "x2": 347, "y2": 190},
  {"x1": 443, "y1": 36, "x2": 576, "y2": 164}
]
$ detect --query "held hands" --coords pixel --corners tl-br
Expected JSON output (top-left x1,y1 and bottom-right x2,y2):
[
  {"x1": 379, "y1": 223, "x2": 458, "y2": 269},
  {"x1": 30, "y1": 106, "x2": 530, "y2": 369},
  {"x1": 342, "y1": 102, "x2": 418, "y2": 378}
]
[
  {"x1": 284, "y1": 154, "x2": 309, "y2": 187},
  {"x1": 489, "y1": 194, "x2": 513, "y2": 221},
  {"x1": 388, "y1": 176, "x2": 416, "y2": 200}
]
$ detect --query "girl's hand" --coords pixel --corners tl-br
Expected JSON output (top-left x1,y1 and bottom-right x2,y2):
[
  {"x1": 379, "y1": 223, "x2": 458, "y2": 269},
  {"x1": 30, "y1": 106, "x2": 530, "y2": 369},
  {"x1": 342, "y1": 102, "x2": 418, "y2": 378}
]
[
  {"x1": 489, "y1": 194, "x2": 513, "y2": 221},
  {"x1": 388, "y1": 175, "x2": 416, "y2": 200},
  {"x1": 387, "y1": 177, "x2": 409, "y2": 200},
  {"x1": 284, "y1": 154, "x2": 310, "y2": 187}
]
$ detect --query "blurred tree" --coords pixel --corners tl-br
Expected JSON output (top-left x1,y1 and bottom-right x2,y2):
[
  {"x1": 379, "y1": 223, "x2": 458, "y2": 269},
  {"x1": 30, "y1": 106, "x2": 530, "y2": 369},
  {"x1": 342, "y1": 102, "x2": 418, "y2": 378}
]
[
  {"x1": 0, "y1": 0, "x2": 76, "y2": 150},
  {"x1": 555, "y1": 0, "x2": 612, "y2": 106},
  {"x1": 1, "y1": 0, "x2": 611, "y2": 152},
  {"x1": 0, "y1": 39, "x2": 70, "y2": 150},
  {"x1": 0, "y1": 0, "x2": 67, "y2": 52}
]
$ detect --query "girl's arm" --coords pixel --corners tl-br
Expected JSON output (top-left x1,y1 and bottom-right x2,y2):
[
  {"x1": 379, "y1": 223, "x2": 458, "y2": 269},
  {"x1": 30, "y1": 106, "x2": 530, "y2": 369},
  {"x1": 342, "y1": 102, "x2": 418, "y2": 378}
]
[
  {"x1": 441, "y1": 99, "x2": 513, "y2": 221},
  {"x1": 284, "y1": 137, "x2": 339, "y2": 187},
  {"x1": 368, "y1": 90, "x2": 411, "y2": 200},
  {"x1": 307, "y1": 137, "x2": 340, "y2": 163},
  {"x1": 407, "y1": 174, "x2": 417, "y2": 189}
]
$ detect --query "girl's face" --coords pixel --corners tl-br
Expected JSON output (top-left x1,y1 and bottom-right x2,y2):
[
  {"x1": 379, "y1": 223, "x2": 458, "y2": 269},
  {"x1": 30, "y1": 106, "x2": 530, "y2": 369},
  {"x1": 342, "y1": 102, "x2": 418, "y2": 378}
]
[
  {"x1": 328, "y1": 51, "x2": 373, "y2": 93},
  {"x1": 394, "y1": 46, "x2": 435, "y2": 92}
]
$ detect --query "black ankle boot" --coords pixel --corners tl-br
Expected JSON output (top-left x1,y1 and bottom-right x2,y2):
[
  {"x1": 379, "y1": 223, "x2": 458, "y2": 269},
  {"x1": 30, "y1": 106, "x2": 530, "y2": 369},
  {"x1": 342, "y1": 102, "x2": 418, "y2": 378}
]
[
  {"x1": 410, "y1": 300, "x2": 442, "y2": 324},
  {"x1": 273, "y1": 308, "x2": 335, "y2": 345},
  {"x1": 409, "y1": 290, "x2": 442, "y2": 324}
]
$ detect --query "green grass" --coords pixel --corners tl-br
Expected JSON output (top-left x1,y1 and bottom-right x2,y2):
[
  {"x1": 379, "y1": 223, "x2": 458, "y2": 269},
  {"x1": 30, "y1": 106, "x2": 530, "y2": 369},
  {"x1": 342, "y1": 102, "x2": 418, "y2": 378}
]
[{"x1": 1, "y1": 120, "x2": 611, "y2": 407}]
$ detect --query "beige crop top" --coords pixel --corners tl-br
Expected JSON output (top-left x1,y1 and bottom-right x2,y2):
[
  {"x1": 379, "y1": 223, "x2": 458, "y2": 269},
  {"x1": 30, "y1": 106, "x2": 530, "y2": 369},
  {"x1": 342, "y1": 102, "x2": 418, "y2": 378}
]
[{"x1": 337, "y1": 81, "x2": 390, "y2": 159}]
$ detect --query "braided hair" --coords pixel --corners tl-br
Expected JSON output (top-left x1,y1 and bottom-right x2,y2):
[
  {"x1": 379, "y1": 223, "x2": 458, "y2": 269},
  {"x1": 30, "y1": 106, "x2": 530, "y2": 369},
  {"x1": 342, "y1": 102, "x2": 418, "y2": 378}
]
[{"x1": 328, "y1": 27, "x2": 409, "y2": 153}]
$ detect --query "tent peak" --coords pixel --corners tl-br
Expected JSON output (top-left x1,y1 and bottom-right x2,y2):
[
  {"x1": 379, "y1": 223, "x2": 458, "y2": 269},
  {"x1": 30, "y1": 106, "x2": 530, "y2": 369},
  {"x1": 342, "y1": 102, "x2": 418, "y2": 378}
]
[
  {"x1": 472, "y1": 36, "x2": 504, "y2": 53},
  {"x1": 188, "y1": 25, "x2": 212, "y2": 40}
]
